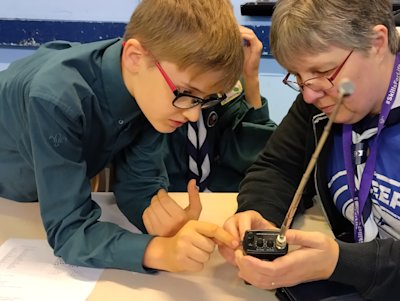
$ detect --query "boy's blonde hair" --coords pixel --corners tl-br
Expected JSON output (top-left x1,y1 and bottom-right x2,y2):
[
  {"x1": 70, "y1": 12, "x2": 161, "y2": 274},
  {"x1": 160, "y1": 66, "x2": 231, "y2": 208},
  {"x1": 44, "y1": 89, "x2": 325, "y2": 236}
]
[
  {"x1": 124, "y1": 0, "x2": 244, "y2": 92},
  {"x1": 270, "y1": 0, "x2": 400, "y2": 70}
]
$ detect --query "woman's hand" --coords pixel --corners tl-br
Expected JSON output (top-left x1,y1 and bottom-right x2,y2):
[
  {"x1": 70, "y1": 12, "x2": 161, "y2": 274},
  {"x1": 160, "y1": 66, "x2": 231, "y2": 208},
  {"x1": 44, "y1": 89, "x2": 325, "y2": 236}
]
[
  {"x1": 234, "y1": 229, "x2": 339, "y2": 290},
  {"x1": 218, "y1": 210, "x2": 277, "y2": 266}
]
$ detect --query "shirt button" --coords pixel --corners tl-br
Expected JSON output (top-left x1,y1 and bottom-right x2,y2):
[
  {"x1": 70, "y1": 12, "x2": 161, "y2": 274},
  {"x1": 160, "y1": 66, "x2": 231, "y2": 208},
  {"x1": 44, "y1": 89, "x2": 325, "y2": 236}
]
[{"x1": 118, "y1": 120, "x2": 124, "y2": 125}]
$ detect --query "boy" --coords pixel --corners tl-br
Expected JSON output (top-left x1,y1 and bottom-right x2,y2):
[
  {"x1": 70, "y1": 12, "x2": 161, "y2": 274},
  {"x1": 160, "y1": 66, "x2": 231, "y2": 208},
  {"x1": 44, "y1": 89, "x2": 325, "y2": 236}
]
[
  {"x1": 138, "y1": 26, "x2": 277, "y2": 237},
  {"x1": 0, "y1": 0, "x2": 242, "y2": 273}
]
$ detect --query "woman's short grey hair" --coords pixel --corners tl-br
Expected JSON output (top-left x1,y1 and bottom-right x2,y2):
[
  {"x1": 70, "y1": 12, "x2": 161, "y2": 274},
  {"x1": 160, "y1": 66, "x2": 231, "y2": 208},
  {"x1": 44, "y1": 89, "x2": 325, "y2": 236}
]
[{"x1": 270, "y1": 0, "x2": 399, "y2": 69}]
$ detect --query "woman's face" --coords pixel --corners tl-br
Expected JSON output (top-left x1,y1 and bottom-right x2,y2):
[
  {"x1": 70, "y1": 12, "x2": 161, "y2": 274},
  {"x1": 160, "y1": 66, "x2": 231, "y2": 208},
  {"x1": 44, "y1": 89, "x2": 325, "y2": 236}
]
[{"x1": 288, "y1": 46, "x2": 391, "y2": 124}]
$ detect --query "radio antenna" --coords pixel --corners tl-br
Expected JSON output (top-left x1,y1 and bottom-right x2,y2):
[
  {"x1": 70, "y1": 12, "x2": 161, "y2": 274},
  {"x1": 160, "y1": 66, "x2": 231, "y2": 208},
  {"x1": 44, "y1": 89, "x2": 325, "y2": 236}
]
[{"x1": 275, "y1": 79, "x2": 355, "y2": 250}]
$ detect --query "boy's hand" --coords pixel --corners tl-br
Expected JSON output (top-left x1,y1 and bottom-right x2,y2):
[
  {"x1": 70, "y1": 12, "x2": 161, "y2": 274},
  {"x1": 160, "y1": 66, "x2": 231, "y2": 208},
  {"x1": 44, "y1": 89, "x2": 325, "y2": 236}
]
[
  {"x1": 143, "y1": 220, "x2": 239, "y2": 272},
  {"x1": 240, "y1": 25, "x2": 263, "y2": 80},
  {"x1": 239, "y1": 25, "x2": 263, "y2": 109},
  {"x1": 143, "y1": 179, "x2": 202, "y2": 236}
]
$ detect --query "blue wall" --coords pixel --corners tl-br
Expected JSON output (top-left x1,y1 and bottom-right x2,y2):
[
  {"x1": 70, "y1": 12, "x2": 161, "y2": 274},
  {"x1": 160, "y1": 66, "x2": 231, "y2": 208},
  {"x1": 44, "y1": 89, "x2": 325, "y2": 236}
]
[{"x1": 0, "y1": 0, "x2": 297, "y2": 123}]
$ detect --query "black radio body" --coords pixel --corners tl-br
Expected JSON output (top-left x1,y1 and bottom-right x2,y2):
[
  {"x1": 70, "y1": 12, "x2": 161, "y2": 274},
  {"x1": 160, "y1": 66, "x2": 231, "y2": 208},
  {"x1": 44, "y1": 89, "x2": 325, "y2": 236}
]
[{"x1": 242, "y1": 229, "x2": 288, "y2": 260}]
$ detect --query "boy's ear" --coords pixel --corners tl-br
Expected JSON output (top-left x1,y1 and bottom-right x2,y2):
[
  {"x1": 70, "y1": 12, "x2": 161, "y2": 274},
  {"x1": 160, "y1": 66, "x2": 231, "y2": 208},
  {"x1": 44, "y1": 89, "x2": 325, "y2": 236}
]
[{"x1": 121, "y1": 39, "x2": 149, "y2": 73}]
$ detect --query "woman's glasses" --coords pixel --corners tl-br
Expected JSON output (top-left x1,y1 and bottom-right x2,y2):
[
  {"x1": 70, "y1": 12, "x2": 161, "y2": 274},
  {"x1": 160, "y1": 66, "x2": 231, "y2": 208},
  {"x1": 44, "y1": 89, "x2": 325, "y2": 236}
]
[{"x1": 283, "y1": 50, "x2": 353, "y2": 92}]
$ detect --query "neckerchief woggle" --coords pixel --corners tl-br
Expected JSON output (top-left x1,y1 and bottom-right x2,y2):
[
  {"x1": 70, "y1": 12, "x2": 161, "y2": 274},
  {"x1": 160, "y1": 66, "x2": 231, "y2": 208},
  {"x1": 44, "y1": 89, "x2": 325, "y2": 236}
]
[{"x1": 343, "y1": 52, "x2": 400, "y2": 243}]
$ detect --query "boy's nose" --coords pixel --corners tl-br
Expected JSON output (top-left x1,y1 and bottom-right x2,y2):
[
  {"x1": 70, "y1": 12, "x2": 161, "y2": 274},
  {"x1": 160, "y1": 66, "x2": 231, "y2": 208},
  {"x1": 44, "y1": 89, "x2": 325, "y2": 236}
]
[{"x1": 182, "y1": 105, "x2": 202, "y2": 123}]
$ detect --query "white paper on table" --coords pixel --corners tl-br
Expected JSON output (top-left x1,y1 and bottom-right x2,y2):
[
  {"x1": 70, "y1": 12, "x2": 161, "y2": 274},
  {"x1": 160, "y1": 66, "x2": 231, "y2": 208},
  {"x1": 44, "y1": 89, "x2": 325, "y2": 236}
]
[{"x1": 0, "y1": 239, "x2": 103, "y2": 301}]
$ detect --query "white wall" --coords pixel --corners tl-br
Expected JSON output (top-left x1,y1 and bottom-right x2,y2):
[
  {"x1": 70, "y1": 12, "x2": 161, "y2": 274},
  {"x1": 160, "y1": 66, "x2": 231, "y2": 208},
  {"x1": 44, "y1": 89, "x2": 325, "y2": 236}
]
[
  {"x1": 0, "y1": 0, "x2": 139, "y2": 22},
  {"x1": 0, "y1": 0, "x2": 259, "y2": 23}
]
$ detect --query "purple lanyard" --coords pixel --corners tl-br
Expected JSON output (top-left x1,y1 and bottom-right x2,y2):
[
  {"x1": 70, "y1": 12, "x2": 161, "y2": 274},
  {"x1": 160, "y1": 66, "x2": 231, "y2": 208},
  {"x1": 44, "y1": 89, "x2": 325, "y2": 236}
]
[{"x1": 342, "y1": 53, "x2": 400, "y2": 242}]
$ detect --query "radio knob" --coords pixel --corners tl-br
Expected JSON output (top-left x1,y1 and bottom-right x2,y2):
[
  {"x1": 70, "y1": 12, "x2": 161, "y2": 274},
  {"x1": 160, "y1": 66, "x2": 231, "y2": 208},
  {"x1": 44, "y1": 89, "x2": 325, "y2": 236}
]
[{"x1": 266, "y1": 240, "x2": 274, "y2": 248}]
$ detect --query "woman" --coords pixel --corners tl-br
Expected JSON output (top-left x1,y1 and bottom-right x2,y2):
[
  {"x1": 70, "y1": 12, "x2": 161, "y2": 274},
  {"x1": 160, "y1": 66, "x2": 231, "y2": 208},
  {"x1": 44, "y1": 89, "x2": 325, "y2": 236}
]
[{"x1": 220, "y1": 1, "x2": 400, "y2": 300}]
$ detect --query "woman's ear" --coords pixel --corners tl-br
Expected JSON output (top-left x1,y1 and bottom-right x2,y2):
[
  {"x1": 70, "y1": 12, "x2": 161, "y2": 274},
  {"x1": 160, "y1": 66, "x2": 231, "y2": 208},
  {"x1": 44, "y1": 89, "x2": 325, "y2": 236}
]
[
  {"x1": 370, "y1": 24, "x2": 390, "y2": 57},
  {"x1": 121, "y1": 39, "x2": 149, "y2": 74}
]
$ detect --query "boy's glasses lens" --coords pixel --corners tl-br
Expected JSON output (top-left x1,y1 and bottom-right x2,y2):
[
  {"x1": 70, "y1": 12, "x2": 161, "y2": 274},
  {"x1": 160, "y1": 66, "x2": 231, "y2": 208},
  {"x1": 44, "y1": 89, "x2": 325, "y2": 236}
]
[
  {"x1": 173, "y1": 94, "x2": 226, "y2": 109},
  {"x1": 173, "y1": 95, "x2": 201, "y2": 109}
]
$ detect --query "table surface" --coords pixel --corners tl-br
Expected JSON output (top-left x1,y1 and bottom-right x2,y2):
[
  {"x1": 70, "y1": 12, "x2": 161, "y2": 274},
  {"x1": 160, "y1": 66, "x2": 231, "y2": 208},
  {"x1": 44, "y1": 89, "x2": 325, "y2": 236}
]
[{"x1": 0, "y1": 192, "x2": 333, "y2": 301}]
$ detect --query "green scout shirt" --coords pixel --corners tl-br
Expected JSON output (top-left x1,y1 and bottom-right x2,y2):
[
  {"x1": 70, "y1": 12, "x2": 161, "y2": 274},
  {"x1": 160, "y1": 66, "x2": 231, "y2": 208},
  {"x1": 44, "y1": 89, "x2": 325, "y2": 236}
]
[
  {"x1": 113, "y1": 86, "x2": 277, "y2": 232},
  {"x1": 0, "y1": 38, "x2": 166, "y2": 272},
  {"x1": 164, "y1": 94, "x2": 277, "y2": 192}
]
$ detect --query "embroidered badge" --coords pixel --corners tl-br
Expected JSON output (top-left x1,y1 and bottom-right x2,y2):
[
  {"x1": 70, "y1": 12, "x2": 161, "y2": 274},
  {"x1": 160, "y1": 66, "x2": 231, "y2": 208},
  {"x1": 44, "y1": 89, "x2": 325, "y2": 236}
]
[
  {"x1": 49, "y1": 133, "x2": 67, "y2": 147},
  {"x1": 221, "y1": 80, "x2": 243, "y2": 106}
]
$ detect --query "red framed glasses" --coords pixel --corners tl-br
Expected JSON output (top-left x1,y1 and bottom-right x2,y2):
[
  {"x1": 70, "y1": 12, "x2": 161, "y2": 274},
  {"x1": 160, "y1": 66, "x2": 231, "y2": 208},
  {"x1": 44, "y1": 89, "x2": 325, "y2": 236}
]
[
  {"x1": 283, "y1": 50, "x2": 354, "y2": 92},
  {"x1": 155, "y1": 62, "x2": 226, "y2": 109}
]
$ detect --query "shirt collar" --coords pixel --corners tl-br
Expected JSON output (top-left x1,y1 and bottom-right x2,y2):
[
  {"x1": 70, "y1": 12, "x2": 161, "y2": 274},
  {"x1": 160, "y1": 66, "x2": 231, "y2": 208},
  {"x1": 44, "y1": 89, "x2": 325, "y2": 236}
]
[{"x1": 101, "y1": 39, "x2": 142, "y2": 124}]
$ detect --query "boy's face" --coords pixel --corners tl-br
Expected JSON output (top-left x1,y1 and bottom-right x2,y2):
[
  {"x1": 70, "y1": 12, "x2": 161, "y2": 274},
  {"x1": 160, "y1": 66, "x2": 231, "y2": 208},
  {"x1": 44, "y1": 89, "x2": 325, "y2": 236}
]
[{"x1": 123, "y1": 53, "x2": 226, "y2": 133}]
